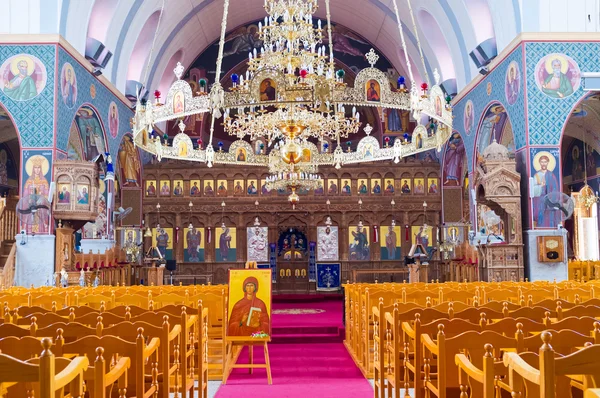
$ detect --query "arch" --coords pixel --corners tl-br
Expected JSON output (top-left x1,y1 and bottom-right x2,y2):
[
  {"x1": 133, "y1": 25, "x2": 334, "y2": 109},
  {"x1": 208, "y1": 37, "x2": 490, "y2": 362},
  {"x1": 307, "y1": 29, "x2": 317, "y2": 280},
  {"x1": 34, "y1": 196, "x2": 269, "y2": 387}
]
[
  {"x1": 157, "y1": 49, "x2": 184, "y2": 98},
  {"x1": 144, "y1": 8, "x2": 433, "y2": 96},
  {"x1": 416, "y1": 8, "x2": 456, "y2": 81},
  {"x1": 0, "y1": 103, "x2": 23, "y2": 148},
  {"x1": 126, "y1": 10, "x2": 162, "y2": 83},
  {"x1": 0, "y1": 103, "x2": 21, "y2": 196},
  {"x1": 86, "y1": 0, "x2": 120, "y2": 42},
  {"x1": 55, "y1": 0, "x2": 528, "y2": 94},
  {"x1": 462, "y1": 0, "x2": 495, "y2": 44},
  {"x1": 472, "y1": 101, "x2": 515, "y2": 172},
  {"x1": 560, "y1": 93, "x2": 600, "y2": 192},
  {"x1": 68, "y1": 104, "x2": 108, "y2": 161}
]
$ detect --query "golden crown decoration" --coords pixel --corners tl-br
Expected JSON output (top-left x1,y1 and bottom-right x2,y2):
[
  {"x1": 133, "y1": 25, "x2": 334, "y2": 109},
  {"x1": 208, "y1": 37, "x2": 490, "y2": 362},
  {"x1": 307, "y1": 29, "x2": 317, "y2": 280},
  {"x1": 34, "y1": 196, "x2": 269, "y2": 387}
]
[{"x1": 131, "y1": 0, "x2": 453, "y2": 203}]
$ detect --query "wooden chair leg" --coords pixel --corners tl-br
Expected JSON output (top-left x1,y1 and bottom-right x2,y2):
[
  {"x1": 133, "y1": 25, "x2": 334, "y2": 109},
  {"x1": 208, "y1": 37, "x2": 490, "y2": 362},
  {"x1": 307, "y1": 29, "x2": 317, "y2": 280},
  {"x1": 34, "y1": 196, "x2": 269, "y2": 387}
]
[
  {"x1": 249, "y1": 345, "x2": 253, "y2": 374},
  {"x1": 264, "y1": 342, "x2": 272, "y2": 385}
]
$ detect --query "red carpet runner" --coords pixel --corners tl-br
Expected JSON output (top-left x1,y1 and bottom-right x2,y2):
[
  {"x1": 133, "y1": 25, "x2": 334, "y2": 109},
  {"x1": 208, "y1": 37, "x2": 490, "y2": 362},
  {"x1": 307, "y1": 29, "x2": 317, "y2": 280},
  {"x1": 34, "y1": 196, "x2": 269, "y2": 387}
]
[{"x1": 215, "y1": 299, "x2": 373, "y2": 398}]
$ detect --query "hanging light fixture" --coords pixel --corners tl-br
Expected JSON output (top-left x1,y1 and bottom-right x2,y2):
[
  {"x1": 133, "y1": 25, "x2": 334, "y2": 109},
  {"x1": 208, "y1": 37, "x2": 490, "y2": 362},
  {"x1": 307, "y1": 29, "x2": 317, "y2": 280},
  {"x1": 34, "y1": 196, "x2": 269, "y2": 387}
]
[
  {"x1": 254, "y1": 201, "x2": 261, "y2": 226},
  {"x1": 422, "y1": 200, "x2": 428, "y2": 233},
  {"x1": 358, "y1": 198, "x2": 363, "y2": 228},
  {"x1": 221, "y1": 201, "x2": 226, "y2": 228},
  {"x1": 188, "y1": 201, "x2": 194, "y2": 231},
  {"x1": 579, "y1": 142, "x2": 599, "y2": 209},
  {"x1": 156, "y1": 203, "x2": 161, "y2": 228},
  {"x1": 130, "y1": 0, "x2": 453, "y2": 199},
  {"x1": 143, "y1": 219, "x2": 153, "y2": 238}
]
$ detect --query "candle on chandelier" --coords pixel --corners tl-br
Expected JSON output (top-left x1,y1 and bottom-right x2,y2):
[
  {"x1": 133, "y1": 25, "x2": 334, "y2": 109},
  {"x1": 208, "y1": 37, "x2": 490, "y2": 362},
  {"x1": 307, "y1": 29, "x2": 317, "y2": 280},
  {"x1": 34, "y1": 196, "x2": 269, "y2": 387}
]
[{"x1": 397, "y1": 76, "x2": 405, "y2": 89}]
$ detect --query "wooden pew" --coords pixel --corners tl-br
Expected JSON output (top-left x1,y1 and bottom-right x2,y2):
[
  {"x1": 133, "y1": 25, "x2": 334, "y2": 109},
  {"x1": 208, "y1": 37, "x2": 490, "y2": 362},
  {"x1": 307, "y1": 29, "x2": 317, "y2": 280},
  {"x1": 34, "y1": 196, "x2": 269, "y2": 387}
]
[
  {"x1": 0, "y1": 338, "x2": 89, "y2": 398},
  {"x1": 503, "y1": 332, "x2": 600, "y2": 398},
  {"x1": 54, "y1": 330, "x2": 160, "y2": 398},
  {"x1": 422, "y1": 326, "x2": 522, "y2": 398}
]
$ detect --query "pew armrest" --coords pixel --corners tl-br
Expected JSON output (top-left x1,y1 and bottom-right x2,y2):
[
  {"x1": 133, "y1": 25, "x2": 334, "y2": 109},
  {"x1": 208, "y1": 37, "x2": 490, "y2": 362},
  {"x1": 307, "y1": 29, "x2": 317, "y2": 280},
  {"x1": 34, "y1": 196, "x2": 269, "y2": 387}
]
[
  {"x1": 169, "y1": 324, "x2": 182, "y2": 341},
  {"x1": 455, "y1": 354, "x2": 484, "y2": 384},
  {"x1": 104, "y1": 357, "x2": 130, "y2": 386},
  {"x1": 421, "y1": 334, "x2": 438, "y2": 355},
  {"x1": 385, "y1": 312, "x2": 394, "y2": 324},
  {"x1": 585, "y1": 389, "x2": 600, "y2": 397},
  {"x1": 145, "y1": 337, "x2": 160, "y2": 357},
  {"x1": 54, "y1": 356, "x2": 89, "y2": 390},
  {"x1": 503, "y1": 352, "x2": 541, "y2": 385},
  {"x1": 402, "y1": 321, "x2": 415, "y2": 338}
]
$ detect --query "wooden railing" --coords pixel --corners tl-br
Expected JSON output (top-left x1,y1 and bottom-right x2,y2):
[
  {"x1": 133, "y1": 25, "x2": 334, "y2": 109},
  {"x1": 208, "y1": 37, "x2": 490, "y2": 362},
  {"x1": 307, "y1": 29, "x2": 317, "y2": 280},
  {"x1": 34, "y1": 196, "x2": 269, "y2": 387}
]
[
  {"x1": 1, "y1": 243, "x2": 16, "y2": 289},
  {"x1": 0, "y1": 196, "x2": 19, "y2": 243}
]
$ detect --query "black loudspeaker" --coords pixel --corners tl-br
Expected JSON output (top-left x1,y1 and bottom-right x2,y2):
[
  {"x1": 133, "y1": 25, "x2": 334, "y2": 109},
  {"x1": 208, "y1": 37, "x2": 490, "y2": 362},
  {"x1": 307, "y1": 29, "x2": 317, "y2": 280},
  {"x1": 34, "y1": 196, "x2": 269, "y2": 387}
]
[
  {"x1": 469, "y1": 38, "x2": 497, "y2": 68},
  {"x1": 166, "y1": 260, "x2": 177, "y2": 272}
]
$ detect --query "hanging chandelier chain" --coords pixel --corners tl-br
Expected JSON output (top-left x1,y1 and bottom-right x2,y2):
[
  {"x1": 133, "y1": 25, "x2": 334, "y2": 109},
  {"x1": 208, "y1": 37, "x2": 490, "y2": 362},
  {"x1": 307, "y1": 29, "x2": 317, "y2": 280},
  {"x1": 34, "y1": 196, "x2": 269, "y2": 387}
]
[
  {"x1": 325, "y1": 0, "x2": 334, "y2": 64},
  {"x1": 405, "y1": 0, "x2": 430, "y2": 87},
  {"x1": 141, "y1": 0, "x2": 166, "y2": 93},
  {"x1": 207, "y1": 0, "x2": 231, "y2": 146},
  {"x1": 390, "y1": 0, "x2": 416, "y2": 89},
  {"x1": 214, "y1": 0, "x2": 230, "y2": 85}
]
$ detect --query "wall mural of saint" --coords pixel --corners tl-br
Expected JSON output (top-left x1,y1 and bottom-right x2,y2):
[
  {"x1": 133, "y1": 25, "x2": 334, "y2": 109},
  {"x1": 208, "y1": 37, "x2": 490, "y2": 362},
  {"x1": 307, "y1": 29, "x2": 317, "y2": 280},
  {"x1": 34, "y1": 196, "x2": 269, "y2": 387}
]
[
  {"x1": 118, "y1": 135, "x2": 141, "y2": 187},
  {"x1": 442, "y1": 133, "x2": 466, "y2": 187},
  {"x1": 20, "y1": 152, "x2": 51, "y2": 234},
  {"x1": 216, "y1": 226, "x2": 236, "y2": 262},
  {"x1": 381, "y1": 225, "x2": 401, "y2": 260},
  {"x1": 1, "y1": 54, "x2": 47, "y2": 101},
  {"x1": 349, "y1": 225, "x2": 369, "y2": 261},
  {"x1": 535, "y1": 53, "x2": 580, "y2": 99},
  {"x1": 531, "y1": 150, "x2": 562, "y2": 228},
  {"x1": 184, "y1": 227, "x2": 204, "y2": 262},
  {"x1": 153, "y1": 227, "x2": 173, "y2": 260}
]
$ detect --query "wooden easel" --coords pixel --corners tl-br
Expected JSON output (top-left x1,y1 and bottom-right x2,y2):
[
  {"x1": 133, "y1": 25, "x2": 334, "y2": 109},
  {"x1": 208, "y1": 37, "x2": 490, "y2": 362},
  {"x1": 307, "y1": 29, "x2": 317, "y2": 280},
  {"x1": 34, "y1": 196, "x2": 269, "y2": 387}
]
[{"x1": 223, "y1": 336, "x2": 272, "y2": 384}]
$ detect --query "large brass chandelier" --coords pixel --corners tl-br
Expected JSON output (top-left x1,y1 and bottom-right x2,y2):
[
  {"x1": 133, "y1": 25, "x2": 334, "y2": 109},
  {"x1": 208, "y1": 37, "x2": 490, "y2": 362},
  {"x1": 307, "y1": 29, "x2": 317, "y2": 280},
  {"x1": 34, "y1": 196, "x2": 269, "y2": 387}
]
[{"x1": 131, "y1": 0, "x2": 454, "y2": 205}]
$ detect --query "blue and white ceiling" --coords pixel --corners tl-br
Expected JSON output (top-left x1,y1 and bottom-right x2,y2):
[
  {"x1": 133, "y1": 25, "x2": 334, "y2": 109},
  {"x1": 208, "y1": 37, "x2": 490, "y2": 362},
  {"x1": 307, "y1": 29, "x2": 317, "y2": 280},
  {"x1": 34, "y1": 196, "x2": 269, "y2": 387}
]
[{"x1": 53, "y1": 0, "x2": 525, "y2": 99}]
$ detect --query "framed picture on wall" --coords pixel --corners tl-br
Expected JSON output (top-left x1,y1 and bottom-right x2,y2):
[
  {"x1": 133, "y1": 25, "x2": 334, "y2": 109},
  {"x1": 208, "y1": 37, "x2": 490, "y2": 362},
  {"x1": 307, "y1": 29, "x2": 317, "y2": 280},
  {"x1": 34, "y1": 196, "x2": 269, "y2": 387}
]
[{"x1": 537, "y1": 236, "x2": 564, "y2": 263}]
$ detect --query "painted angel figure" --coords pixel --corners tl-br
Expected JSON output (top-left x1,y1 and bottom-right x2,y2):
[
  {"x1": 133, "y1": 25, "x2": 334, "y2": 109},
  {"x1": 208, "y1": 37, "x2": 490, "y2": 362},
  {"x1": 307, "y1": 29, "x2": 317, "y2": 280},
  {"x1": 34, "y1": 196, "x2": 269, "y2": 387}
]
[
  {"x1": 222, "y1": 25, "x2": 264, "y2": 57},
  {"x1": 322, "y1": 25, "x2": 368, "y2": 58}
]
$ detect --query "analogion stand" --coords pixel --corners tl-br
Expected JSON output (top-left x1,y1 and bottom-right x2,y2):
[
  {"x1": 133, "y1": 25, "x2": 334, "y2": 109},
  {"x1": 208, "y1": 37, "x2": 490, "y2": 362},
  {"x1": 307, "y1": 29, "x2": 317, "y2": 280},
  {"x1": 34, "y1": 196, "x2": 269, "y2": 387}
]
[
  {"x1": 223, "y1": 336, "x2": 272, "y2": 385},
  {"x1": 141, "y1": 258, "x2": 164, "y2": 286}
]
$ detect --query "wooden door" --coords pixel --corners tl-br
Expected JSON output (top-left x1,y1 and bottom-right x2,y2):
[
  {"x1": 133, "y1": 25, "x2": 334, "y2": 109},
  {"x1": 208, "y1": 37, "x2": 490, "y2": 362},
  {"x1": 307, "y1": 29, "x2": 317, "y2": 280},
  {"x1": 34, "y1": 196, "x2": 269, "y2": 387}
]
[{"x1": 275, "y1": 228, "x2": 308, "y2": 294}]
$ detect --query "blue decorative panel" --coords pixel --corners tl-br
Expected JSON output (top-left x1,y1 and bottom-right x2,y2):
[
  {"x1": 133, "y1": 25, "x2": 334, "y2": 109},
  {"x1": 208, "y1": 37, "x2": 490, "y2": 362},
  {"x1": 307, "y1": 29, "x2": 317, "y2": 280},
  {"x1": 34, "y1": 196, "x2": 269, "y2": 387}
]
[
  {"x1": 56, "y1": 47, "x2": 134, "y2": 157},
  {"x1": 451, "y1": 44, "x2": 526, "y2": 173},
  {"x1": 525, "y1": 42, "x2": 600, "y2": 146},
  {"x1": 309, "y1": 241, "x2": 316, "y2": 282},
  {"x1": 0, "y1": 45, "x2": 55, "y2": 148},
  {"x1": 316, "y1": 263, "x2": 341, "y2": 291}
]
